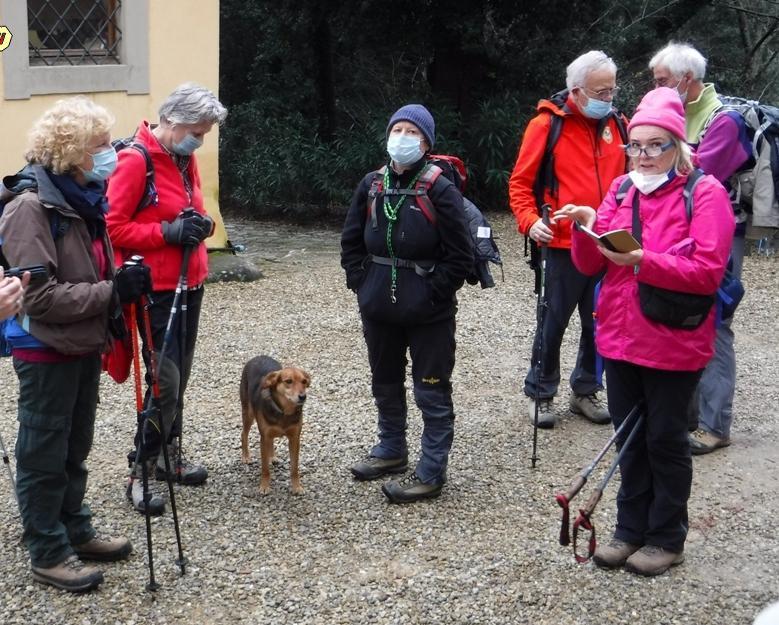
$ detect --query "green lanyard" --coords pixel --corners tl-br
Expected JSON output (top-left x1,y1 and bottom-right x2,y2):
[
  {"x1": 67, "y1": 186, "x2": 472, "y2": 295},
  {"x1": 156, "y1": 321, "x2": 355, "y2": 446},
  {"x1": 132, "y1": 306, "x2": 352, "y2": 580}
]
[{"x1": 382, "y1": 165, "x2": 424, "y2": 303}]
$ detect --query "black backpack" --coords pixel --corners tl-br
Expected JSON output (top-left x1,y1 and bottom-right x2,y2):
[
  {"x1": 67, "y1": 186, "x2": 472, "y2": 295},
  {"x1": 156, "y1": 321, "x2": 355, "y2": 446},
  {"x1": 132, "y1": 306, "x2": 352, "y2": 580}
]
[{"x1": 366, "y1": 156, "x2": 503, "y2": 289}]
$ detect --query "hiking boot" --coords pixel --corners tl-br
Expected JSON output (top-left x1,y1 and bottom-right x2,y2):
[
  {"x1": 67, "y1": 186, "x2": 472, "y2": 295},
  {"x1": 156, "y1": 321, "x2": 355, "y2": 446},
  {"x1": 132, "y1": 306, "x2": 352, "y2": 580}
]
[
  {"x1": 569, "y1": 393, "x2": 611, "y2": 424},
  {"x1": 73, "y1": 535, "x2": 133, "y2": 562},
  {"x1": 126, "y1": 476, "x2": 166, "y2": 516},
  {"x1": 527, "y1": 397, "x2": 556, "y2": 428},
  {"x1": 31, "y1": 554, "x2": 104, "y2": 593},
  {"x1": 593, "y1": 538, "x2": 641, "y2": 569},
  {"x1": 155, "y1": 439, "x2": 208, "y2": 485},
  {"x1": 350, "y1": 455, "x2": 408, "y2": 481},
  {"x1": 689, "y1": 428, "x2": 731, "y2": 455},
  {"x1": 381, "y1": 472, "x2": 443, "y2": 504},
  {"x1": 625, "y1": 545, "x2": 684, "y2": 577}
]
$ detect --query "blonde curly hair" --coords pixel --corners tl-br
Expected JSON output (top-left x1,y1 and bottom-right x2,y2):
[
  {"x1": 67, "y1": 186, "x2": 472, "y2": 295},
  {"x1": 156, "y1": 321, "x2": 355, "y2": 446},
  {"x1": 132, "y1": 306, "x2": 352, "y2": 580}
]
[{"x1": 25, "y1": 96, "x2": 115, "y2": 175}]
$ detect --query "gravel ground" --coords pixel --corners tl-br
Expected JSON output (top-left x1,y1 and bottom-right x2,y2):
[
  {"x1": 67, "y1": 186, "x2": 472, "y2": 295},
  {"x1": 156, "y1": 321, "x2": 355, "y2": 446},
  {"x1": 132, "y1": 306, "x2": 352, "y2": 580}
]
[{"x1": 0, "y1": 212, "x2": 777, "y2": 625}]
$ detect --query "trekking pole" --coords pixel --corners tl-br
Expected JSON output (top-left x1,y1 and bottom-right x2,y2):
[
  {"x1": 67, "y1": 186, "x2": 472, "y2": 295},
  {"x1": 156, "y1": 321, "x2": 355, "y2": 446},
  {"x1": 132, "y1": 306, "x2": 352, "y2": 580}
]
[
  {"x1": 531, "y1": 204, "x2": 551, "y2": 469},
  {"x1": 555, "y1": 402, "x2": 643, "y2": 546},
  {"x1": 129, "y1": 299, "x2": 160, "y2": 592},
  {"x1": 0, "y1": 430, "x2": 16, "y2": 504},
  {"x1": 151, "y1": 243, "x2": 193, "y2": 575},
  {"x1": 571, "y1": 407, "x2": 645, "y2": 563}
]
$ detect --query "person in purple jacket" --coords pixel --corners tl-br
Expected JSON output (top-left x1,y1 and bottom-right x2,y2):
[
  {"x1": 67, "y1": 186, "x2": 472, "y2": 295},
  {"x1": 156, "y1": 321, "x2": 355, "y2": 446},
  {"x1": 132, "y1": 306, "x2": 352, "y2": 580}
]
[
  {"x1": 554, "y1": 88, "x2": 734, "y2": 576},
  {"x1": 649, "y1": 42, "x2": 752, "y2": 455}
]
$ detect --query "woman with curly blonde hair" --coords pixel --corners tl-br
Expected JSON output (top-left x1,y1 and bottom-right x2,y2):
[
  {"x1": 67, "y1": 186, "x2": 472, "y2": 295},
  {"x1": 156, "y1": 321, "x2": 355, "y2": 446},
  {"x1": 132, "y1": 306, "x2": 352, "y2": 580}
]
[{"x1": 0, "y1": 96, "x2": 151, "y2": 592}]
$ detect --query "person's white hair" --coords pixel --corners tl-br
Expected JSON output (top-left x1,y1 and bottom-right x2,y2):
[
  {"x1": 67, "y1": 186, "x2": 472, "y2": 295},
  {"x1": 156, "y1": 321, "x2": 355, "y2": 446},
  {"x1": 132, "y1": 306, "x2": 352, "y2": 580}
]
[
  {"x1": 158, "y1": 82, "x2": 227, "y2": 126},
  {"x1": 565, "y1": 51, "x2": 617, "y2": 91},
  {"x1": 649, "y1": 42, "x2": 707, "y2": 80}
]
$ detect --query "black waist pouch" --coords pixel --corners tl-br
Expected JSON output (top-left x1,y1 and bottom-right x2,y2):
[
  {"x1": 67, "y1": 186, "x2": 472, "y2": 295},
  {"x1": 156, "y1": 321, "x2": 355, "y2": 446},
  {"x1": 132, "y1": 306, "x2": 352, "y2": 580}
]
[{"x1": 638, "y1": 283, "x2": 715, "y2": 330}]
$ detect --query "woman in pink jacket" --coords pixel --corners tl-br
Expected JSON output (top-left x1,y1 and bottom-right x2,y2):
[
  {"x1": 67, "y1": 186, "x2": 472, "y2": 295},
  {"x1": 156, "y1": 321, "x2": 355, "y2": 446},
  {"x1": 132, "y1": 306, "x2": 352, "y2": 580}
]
[{"x1": 554, "y1": 87, "x2": 734, "y2": 576}]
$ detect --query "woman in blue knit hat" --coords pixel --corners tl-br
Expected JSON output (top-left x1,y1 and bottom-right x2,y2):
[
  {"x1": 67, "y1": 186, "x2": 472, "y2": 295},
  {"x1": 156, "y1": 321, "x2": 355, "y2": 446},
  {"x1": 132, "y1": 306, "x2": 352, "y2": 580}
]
[{"x1": 340, "y1": 104, "x2": 473, "y2": 503}]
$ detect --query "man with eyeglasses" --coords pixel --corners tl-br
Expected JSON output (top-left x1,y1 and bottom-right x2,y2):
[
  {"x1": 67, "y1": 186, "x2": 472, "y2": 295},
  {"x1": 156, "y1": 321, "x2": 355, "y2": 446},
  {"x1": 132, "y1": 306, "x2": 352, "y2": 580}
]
[
  {"x1": 649, "y1": 42, "x2": 751, "y2": 455},
  {"x1": 508, "y1": 50, "x2": 629, "y2": 429}
]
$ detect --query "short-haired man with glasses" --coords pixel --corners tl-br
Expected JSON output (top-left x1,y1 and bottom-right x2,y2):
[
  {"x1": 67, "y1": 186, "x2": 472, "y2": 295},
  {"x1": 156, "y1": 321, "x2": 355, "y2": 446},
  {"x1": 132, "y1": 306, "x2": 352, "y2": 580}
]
[
  {"x1": 508, "y1": 50, "x2": 629, "y2": 429},
  {"x1": 649, "y1": 42, "x2": 751, "y2": 455}
]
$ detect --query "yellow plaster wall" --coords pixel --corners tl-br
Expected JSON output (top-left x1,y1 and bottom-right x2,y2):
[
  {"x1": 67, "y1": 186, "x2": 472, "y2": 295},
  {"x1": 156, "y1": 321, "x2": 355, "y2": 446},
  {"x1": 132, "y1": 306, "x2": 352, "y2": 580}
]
[{"x1": 0, "y1": 1, "x2": 227, "y2": 246}]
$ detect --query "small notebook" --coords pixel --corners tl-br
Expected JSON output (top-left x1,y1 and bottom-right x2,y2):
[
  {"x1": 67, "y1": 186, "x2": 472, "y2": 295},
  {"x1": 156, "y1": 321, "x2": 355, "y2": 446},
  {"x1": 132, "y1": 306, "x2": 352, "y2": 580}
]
[{"x1": 578, "y1": 225, "x2": 641, "y2": 253}]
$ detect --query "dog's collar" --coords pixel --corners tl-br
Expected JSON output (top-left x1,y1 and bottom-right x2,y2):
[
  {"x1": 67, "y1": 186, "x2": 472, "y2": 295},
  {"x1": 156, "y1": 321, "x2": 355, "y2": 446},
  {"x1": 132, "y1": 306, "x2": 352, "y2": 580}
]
[{"x1": 260, "y1": 388, "x2": 286, "y2": 419}]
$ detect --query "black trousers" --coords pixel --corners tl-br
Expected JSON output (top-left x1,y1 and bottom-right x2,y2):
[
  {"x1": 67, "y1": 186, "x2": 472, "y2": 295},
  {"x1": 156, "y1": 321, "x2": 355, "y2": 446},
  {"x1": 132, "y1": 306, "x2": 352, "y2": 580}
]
[
  {"x1": 524, "y1": 248, "x2": 602, "y2": 399},
  {"x1": 130, "y1": 286, "x2": 204, "y2": 462},
  {"x1": 605, "y1": 358, "x2": 702, "y2": 552},
  {"x1": 361, "y1": 315, "x2": 456, "y2": 484}
]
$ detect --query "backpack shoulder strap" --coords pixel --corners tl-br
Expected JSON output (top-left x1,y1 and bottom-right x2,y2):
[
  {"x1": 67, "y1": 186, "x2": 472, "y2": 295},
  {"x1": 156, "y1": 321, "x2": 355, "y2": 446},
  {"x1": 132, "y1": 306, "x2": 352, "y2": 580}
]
[
  {"x1": 414, "y1": 163, "x2": 444, "y2": 225},
  {"x1": 127, "y1": 142, "x2": 158, "y2": 210},
  {"x1": 615, "y1": 175, "x2": 634, "y2": 202},
  {"x1": 366, "y1": 166, "x2": 386, "y2": 231},
  {"x1": 683, "y1": 169, "x2": 706, "y2": 222},
  {"x1": 533, "y1": 111, "x2": 566, "y2": 210}
]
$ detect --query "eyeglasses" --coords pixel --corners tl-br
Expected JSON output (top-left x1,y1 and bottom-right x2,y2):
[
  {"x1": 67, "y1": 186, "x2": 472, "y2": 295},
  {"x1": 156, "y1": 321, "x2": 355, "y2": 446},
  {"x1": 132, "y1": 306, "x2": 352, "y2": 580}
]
[
  {"x1": 579, "y1": 86, "x2": 620, "y2": 101},
  {"x1": 623, "y1": 141, "x2": 675, "y2": 158}
]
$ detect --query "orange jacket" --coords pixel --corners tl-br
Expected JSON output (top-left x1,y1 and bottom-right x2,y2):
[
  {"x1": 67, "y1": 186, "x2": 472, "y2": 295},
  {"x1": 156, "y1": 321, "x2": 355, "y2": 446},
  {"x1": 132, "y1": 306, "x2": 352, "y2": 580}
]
[{"x1": 508, "y1": 95, "x2": 628, "y2": 249}]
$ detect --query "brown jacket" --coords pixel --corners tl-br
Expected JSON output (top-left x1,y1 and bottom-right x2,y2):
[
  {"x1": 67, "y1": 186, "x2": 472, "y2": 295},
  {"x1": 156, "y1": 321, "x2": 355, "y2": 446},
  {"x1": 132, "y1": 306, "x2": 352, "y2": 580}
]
[{"x1": 0, "y1": 165, "x2": 116, "y2": 355}]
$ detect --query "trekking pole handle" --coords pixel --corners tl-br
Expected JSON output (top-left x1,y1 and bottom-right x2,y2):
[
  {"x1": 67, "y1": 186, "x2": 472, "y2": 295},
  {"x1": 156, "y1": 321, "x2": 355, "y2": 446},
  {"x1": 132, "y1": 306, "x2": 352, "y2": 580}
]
[
  {"x1": 561, "y1": 474, "x2": 587, "y2": 504},
  {"x1": 541, "y1": 203, "x2": 551, "y2": 228}
]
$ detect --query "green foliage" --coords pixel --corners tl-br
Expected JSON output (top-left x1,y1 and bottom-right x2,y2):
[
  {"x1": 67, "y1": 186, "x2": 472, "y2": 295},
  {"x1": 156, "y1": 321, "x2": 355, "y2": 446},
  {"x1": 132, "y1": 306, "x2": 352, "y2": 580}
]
[{"x1": 219, "y1": 0, "x2": 779, "y2": 220}]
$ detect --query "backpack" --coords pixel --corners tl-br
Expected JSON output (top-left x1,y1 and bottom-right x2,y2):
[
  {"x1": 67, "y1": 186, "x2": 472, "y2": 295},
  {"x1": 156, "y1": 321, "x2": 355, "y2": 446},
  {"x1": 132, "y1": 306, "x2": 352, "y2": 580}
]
[
  {"x1": 705, "y1": 96, "x2": 779, "y2": 228},
  {"x1": 526, "y1": 89, "x2": 629, "y2": 292},
  {"x1": 366, "y1": 156, "x2": 503, "y2": 289},
  {"x1": 0, "y1": 192, "x2": 67, "y2": 356},
  {"x1": 615, "y1": 169, "x2": 745, "y2": 323},
  {"x1": 110, "y1": 136, "x2": 159, "y2": 211}
]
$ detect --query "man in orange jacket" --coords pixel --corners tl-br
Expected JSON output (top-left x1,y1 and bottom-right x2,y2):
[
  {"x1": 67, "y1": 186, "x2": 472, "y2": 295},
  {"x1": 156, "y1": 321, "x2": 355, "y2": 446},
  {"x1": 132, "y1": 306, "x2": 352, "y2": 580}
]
[{"x1": 508, "y1": 50, "x2": 628, "y2": 428}]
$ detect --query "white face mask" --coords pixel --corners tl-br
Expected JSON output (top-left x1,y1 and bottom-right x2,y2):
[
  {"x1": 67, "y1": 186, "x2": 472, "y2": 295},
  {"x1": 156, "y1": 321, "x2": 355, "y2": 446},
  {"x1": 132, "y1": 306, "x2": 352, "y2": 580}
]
[
  {"x1": 629, "y1": 170, "x2": 670, "y2": 195},
  {"x1": 387, "y1": 133, "x2": 424, "y2": 166}
]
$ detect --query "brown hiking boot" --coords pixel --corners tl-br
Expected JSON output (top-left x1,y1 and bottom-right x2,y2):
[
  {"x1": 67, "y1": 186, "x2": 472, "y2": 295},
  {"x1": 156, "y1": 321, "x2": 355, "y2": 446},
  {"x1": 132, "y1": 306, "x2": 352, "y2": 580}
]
[
  {"x1": 569, "y1": 393, "x2": 611, "y2": 424},
  {"x1": 625, "y1": 545, "x2": 684, "y2": 576},
  {"x1": 593, "y1": 538, "x2": 641, "y2": 569},
  {"x1": 689, "y1": 428, "x2": 731, "y2": 455},
  {"x1": 31, "y1": 554, "x2": 104, "y2": 592},
  {"x1": 73, "y1": 535, "x2": 133, "y2": 562}
]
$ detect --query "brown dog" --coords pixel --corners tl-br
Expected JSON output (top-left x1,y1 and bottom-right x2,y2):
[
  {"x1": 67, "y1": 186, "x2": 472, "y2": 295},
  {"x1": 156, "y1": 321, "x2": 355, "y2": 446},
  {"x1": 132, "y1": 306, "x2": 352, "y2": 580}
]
[{"x1": 240, "y1": 355, "x2": 311, "y2": 495}]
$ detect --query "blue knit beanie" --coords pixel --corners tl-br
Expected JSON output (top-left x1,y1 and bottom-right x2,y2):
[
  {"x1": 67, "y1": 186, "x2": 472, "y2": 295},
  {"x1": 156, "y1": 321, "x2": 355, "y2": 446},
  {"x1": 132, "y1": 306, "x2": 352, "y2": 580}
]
[{"x1": 386, "y1": 104, "x2": 435, "y2": 149}]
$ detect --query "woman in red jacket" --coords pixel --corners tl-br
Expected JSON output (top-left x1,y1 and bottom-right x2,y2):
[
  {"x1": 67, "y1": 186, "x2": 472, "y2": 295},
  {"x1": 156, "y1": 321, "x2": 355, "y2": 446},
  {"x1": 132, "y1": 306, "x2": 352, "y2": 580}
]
[
  {"x1": 106, "y1": 83, "x2": 227, "y2": 516},
  {"x1": 554, "y1": 88, "x2": 734, "y2": 576}
]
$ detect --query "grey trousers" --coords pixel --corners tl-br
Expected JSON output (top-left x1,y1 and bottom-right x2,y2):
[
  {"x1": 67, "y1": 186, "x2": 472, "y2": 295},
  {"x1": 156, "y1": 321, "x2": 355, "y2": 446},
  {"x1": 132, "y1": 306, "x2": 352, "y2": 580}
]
[{"x1": 697, "y1": 235, "x2": 745, "y2": 438}]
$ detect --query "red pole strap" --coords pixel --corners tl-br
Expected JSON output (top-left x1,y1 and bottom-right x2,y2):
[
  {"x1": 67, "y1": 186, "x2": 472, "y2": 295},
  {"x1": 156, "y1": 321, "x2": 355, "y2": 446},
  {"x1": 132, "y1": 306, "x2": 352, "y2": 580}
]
[
  {"x1": 555, "y1": 493, "x2": 571, "y2": 546},
  {"x1": 572, "y1": 511, "x2": 596, "y2": 564},
  {"x1": 129, "y1": 303, "x2": 144, "y2": 412}
]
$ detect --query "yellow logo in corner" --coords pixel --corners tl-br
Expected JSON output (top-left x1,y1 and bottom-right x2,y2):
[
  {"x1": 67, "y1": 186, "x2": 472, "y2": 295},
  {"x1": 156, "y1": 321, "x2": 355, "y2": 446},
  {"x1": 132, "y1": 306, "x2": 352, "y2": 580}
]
[{"x1": 0, "y1": 26, "x2": 12, "y2": 52}]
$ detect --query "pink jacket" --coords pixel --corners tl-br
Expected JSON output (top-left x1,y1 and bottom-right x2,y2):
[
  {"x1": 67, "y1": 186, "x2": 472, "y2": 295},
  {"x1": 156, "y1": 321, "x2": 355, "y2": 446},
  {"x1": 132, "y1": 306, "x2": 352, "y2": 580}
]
[{"x1": 571, "y1": 173, "x2": 735, "y2": 371}]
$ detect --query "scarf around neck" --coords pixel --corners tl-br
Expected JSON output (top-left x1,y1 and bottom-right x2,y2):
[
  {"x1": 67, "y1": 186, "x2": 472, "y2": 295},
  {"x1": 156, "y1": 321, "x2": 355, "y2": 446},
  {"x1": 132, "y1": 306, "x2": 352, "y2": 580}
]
[{"x1": 47, "y1": 171, "x2": 108, "y2": 240}]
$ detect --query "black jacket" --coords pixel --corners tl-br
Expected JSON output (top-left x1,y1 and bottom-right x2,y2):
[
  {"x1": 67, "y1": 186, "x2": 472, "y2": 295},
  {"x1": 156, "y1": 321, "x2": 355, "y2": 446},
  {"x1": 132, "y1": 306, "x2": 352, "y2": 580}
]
[{"x1": 340, "y1": 157, "x2": 473, "y2": 324}]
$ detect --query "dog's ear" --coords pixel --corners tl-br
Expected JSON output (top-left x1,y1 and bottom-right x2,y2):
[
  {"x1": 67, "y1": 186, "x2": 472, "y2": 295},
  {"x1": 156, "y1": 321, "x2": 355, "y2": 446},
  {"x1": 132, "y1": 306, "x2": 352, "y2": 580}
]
[
  {"x1": 300, "y1": 370, "x2": 312, "y2": 386},
  {"x1": 261, "y1": 370, "x2": 281, "y2": 390}
]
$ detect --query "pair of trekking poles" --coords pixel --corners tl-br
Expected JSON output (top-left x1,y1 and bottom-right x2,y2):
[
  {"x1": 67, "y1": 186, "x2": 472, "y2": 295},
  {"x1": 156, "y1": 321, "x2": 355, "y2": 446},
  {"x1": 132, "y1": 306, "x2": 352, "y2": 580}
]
[{"x1": 126, "y1": 244, "x2": 195, "y2": 591}]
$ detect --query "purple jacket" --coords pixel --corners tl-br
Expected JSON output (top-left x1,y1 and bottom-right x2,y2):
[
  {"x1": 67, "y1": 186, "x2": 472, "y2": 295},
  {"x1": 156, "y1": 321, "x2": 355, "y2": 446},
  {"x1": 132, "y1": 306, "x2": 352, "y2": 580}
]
[
  {"x1": 695, "y1": 110, "x2": 752, "y2": 184},
  {"x1": 571, "y1": 173, "x2": 735, "y2": 371}
]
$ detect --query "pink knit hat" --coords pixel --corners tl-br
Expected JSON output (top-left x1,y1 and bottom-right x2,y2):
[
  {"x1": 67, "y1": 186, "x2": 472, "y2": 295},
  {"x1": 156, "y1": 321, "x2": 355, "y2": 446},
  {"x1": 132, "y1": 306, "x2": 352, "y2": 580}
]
[{"x1": 627, "y1": 87, "x2": 686, "y2": 140}]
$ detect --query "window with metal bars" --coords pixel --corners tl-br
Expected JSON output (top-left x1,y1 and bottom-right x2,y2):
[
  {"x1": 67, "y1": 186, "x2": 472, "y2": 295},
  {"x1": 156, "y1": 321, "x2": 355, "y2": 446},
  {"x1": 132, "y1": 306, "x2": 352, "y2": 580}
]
[{"x1": 28, "y1": 0, "x2": 121, "y2": 67}]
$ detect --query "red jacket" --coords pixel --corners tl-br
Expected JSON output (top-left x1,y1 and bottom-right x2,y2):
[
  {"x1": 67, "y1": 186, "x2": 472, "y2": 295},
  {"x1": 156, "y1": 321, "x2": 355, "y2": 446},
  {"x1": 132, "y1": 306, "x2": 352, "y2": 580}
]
[
  {"x1": 508, "y1": 95, "x2": 627, "y2": 249},
  {"x1": 106, "y1": 121, "x2": 209, "y2": 290}
]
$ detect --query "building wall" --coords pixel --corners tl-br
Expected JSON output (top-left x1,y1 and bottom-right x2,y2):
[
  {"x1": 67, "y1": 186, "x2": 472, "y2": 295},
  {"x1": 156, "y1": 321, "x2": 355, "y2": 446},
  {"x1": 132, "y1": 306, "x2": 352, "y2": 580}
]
[{"x1": 0, "y1": 0, "x2": 227, "y2": 246}]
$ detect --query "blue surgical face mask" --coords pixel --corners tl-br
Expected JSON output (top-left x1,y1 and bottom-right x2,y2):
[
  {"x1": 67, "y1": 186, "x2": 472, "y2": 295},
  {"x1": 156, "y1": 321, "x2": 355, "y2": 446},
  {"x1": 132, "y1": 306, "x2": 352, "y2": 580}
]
[
  {"x1": 82, "y1": 147, "x2": 118, "y2": 183},
  {"x1": 172, "y1": 133, "x2": 203, "y2": 156},
  {"x1": 582, "y1": 96, "x2": 612, "y2": 120},
  {"x1": 387, "y1": 133, "x2": 424, "y2": 167}
]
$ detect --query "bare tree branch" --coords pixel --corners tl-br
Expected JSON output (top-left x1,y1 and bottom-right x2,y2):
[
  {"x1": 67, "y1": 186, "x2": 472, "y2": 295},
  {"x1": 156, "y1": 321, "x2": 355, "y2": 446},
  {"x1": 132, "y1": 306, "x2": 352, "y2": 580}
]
[
  {"x1": 714, "y1": 2, "x2": 779, "y2": 19},
  {"x1": 750, "y1": 18, "x2": 779, "y2": 56}
]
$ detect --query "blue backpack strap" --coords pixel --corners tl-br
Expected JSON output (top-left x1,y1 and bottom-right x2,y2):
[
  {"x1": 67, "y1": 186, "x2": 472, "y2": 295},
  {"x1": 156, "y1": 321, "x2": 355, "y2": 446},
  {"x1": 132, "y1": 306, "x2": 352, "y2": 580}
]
[
  {"x1": 593, "y1": 279, "x2": 604, "y2": 387},
  {"x1": 682, "y1": 168, "x2": 706, "y2": 221},
  {"x1": 615, "y1": 175, "x2": 634, "y2": 203}
]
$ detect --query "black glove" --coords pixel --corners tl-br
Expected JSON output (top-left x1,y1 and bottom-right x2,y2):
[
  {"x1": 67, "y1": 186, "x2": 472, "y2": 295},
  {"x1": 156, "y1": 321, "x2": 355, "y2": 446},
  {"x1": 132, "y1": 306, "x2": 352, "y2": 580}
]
[
  {"x1": 114, "y1": 263, "x2": 152, "y2": 304},
  {"x1": 161, "y1": 211, "x2": 208, "y2": 247},
  {"x1": 199, "y1": 214, "x2": 214, "y2": 242},
  {"x1": 136, "y1": 407, "x2": 163, "y2": 462}
]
